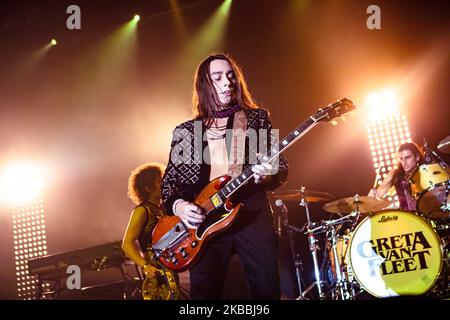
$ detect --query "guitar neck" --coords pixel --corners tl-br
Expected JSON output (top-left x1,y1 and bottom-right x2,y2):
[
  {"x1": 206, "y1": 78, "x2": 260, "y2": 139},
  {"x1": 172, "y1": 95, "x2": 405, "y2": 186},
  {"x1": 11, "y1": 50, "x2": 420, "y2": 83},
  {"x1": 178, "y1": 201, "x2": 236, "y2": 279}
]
[{"x1": 218, "y1": 116, "x2": 320, "y2": 200}]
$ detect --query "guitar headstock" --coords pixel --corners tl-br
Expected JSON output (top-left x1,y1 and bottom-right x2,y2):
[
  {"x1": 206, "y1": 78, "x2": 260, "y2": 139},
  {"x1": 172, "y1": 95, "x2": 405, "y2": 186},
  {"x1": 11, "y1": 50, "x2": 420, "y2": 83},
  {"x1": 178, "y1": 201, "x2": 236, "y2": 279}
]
[{"x1": 315, "y1": 98, "x2": 356, "y2": 124}]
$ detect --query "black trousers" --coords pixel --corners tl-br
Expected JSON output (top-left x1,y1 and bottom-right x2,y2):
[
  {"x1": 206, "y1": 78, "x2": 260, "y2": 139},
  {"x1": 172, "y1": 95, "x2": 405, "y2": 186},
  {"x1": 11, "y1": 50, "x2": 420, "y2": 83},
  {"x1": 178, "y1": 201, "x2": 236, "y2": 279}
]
[{"x1": 189, "y1": 200, "x2": 280, "y2": 300}]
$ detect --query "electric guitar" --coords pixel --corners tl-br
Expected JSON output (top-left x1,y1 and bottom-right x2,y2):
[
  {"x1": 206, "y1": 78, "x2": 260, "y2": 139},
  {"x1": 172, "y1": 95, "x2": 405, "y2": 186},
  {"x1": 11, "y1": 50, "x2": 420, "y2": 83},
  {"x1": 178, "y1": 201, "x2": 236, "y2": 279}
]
[
  {"x1": 141, "y1": 261, "x2": 180, "y2": 300},
  {"x1": 152, "y1": 98, "x2": 356, "y2": 272}
]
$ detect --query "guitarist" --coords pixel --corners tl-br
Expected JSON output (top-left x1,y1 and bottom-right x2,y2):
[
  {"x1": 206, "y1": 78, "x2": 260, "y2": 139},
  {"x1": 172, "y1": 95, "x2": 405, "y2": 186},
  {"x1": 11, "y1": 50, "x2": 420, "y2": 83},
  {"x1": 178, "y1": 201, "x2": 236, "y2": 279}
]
[
  {"x1": 122, "y1": 162, "x2": 181, "y2": 300},
  {"x1": 161, "y1": 53, "x2": 289, "y2": 299}
]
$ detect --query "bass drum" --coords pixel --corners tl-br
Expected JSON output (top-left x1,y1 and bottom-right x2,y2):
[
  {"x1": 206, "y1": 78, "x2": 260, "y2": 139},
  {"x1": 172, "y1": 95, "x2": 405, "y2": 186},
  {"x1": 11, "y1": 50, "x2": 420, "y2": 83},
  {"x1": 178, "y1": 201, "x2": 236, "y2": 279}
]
[{"x1": 348, "y1": 210, "x2": 442, "y2": 298}]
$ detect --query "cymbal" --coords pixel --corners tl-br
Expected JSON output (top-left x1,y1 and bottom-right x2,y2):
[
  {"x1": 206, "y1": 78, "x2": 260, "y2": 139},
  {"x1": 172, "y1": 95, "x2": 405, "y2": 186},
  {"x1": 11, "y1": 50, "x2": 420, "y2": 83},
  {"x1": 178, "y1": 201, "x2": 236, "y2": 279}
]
[
  {"x1": 323, "y1": 196, "x2": 390, "y2": 215},
  {"x1": 438, "y1": 135, "x2": 450, "y2": 154},
  {"x1": 268, "y1": 189, "x2": 335, "y2": 203}
]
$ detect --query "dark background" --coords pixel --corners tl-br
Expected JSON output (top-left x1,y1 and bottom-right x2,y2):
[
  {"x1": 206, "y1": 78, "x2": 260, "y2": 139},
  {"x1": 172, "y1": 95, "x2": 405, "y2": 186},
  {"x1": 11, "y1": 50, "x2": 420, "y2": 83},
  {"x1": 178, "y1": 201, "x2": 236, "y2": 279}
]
[{"x1": 0, "y1": 0, "x2": 448, "y2": 299}]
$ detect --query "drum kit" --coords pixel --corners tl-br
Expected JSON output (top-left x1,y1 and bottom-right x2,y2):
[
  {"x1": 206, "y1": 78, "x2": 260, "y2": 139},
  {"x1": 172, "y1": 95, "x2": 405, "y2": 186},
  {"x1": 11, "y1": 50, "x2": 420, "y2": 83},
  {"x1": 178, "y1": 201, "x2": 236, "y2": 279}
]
[{"x1": 268, "y1": 136, "x2": 450, "y2": 300}]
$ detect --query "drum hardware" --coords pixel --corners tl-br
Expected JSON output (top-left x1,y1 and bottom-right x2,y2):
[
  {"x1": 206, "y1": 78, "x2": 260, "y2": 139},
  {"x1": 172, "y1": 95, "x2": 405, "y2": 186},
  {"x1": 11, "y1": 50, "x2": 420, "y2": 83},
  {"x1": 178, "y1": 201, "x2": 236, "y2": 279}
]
[
  {"x1": 268, "y1": 188, "x2": 335, "y2": 203},
  {"x1": 434, "y1": 219, "x2": 450, "y2": 234},
  {"x1": 274, "y1": 189, "x2": 450, "y2": 299},
  {"x1": 268, "y1": 187, "x2": 337, "y2": 299},
  {"x1": 273, "y1": 189, "x2": 363, "y2": 300},
  {"x1": 274, "y1": 199, "x2": 307, "y2": 300},
  {"x1": 321, "y1": 209, "x2": 360, "y2": 300},
  {"x1": 271, "y1": 186, "x2": 332, "y2": 300},
  {"x1": 299, "y1": 186, "x2": 327, "y2": 300},
  {"x1": 275, "y1": 185, "x2": 450, "y2": 299},
  {"x1": 429, "y1": 217, "x2": 450, "y2": 244},
  {"x1": 437, "y1": 135, "x2": 450, "y2": 154},
  {"x1": 322, "y1": 210, "x2": 359, "y2": 227},
  {"x1": 323, "y1": 195, "x2": 391, "y2": 216},
  {"x1": 424, "y1": 138, "x2": 449, "y2": 167}
]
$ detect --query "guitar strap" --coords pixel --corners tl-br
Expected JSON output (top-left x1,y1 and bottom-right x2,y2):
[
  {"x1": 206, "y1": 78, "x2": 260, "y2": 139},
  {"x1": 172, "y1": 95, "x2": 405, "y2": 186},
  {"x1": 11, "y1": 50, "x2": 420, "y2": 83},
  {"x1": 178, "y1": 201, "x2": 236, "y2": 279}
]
[{"x1": 227, "y1": 109, "x2": 247, "y2": 178}]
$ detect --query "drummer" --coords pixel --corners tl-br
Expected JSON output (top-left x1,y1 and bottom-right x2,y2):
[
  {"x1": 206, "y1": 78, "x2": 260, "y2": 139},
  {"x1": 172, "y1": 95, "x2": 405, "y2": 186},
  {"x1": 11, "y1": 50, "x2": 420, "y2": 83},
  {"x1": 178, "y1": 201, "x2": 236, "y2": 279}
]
[{"x1": 368, "y1": 142, "x2": 425, "y2": 211}]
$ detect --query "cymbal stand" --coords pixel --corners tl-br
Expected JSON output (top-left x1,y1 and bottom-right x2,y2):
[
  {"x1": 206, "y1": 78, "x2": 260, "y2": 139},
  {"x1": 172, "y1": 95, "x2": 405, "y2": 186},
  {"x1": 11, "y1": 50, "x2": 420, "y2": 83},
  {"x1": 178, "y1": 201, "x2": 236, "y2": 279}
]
[
  {"x1": 424, "y1": 138, "x2": 449, "y2": 167},
  {"x1": 299, "y1": 186, "x2": 327, "y2": 300}
]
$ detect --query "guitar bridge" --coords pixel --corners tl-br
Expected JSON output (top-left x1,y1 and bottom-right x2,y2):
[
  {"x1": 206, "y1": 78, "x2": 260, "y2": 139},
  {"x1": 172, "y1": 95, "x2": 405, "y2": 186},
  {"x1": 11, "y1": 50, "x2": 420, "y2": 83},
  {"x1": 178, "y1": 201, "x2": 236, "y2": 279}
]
[{"x1": 152, "y1": 222, "x2": 189, "y2": 257}]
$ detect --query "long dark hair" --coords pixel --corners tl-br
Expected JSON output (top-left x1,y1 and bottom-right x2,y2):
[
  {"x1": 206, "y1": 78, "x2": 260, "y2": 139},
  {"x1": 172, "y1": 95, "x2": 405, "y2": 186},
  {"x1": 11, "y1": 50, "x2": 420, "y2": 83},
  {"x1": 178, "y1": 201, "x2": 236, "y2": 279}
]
[
  {"x1": 393, "y1": 141, "x2": 424, "y2": 184},
  {"x1": 192, "y1": 53, "x2": 259, "y2": 127}
]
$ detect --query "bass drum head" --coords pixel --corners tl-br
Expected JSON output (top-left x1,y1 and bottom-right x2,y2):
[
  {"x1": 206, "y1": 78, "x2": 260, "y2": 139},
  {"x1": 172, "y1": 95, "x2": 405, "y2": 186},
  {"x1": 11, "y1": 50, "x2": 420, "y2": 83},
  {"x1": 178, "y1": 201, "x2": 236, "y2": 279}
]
[{"x1": 349, "y1": 210, "x2": 442, "y2": 298}]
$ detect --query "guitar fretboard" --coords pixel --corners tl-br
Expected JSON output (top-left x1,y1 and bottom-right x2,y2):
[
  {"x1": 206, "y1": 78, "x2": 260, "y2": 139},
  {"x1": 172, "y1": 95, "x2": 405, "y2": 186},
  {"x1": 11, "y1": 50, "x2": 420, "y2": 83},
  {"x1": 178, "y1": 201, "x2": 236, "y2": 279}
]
[
  {"x1": 217, "y1": 116, "x2": 321, "y2": 200},
  {"x1": 212, "y1": 98, "x2": 355, "y2": 203}
]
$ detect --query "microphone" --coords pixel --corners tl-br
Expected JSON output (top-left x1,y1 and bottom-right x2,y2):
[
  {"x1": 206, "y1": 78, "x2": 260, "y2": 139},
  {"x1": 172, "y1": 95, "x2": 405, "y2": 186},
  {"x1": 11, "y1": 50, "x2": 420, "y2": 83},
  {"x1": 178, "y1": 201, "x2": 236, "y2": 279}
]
[{"x1": 275, "y1": 199, "x2": 288, "y2": 236}]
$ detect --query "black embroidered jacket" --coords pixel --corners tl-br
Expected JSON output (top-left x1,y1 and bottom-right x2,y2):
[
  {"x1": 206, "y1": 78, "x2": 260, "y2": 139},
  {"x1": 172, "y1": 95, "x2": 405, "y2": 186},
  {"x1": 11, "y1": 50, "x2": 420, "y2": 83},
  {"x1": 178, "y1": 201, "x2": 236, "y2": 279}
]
[{"x1": 161, "y1": 108, "x2": 289, "y2": 215}]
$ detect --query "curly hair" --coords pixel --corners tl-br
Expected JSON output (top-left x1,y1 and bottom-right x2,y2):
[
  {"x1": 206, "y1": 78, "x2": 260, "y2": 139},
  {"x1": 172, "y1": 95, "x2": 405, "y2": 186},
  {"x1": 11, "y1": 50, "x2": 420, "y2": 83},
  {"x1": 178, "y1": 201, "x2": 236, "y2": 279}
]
[{"x1": 127, "y1": 162, "x2": 166, "y2": 205}]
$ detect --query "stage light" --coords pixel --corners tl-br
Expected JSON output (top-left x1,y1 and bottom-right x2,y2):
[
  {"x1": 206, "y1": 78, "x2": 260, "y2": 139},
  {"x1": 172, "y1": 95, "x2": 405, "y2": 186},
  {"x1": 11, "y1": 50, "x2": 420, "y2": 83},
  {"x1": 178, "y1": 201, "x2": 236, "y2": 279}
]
[
  {"x1": 51, "y1": 39, "x2": 57, "y2": 46},
  {"x1": 133, "y1": 15, "x2": 140, "y2": 22},
  {"x1": 1, "y1": 162, "x2": 50, "y2": 299},
  {"x1": 365, "y1": 89, "x2": 400, "y2": 121},
  {"x1": 175, "y1": 0, "x2": 232, "y2": 73},
  {"x1": 11, "y1": 197, "x2": 49, "y2": 299},
  {"x1": 365, "y1": 100, "x2": 413, "y2": 208},
  {"x1": 0, "y1": 163, "x2": 46, "y2": 204}
]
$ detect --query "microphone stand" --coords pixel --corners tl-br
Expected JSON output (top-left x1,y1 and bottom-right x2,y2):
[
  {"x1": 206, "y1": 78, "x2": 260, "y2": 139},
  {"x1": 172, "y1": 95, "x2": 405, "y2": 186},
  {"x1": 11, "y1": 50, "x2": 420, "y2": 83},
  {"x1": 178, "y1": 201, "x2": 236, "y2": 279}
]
[
  {"x1": 286, "y1": 224, "x2": 306, "y2": 300},
  {"x1": 278, "y1": 202, "x2": 306, "y2": 300}
]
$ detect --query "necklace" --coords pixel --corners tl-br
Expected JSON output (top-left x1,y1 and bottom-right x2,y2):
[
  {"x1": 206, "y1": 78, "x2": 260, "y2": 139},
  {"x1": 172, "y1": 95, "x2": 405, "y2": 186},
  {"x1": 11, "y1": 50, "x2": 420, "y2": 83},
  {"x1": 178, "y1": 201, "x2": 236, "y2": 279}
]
[{"x1": 207, "y1": 124, "x2": 227, "y2": 140}]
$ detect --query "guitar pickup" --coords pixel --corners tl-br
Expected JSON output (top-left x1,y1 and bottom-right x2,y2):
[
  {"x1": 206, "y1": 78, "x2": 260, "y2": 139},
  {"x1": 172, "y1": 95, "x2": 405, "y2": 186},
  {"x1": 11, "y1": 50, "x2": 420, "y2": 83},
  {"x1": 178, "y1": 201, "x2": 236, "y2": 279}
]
[{"x1": 210, "y1": 194, "x2": 223, "y2": 208}]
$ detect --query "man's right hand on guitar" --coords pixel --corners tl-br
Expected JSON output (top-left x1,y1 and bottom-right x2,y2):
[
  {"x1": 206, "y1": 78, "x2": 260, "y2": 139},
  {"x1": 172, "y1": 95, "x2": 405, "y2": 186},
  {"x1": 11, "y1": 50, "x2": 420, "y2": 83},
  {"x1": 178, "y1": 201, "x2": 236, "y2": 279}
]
[{"x1": 173, "y1": 199, "x2": 205, "y2": 229}]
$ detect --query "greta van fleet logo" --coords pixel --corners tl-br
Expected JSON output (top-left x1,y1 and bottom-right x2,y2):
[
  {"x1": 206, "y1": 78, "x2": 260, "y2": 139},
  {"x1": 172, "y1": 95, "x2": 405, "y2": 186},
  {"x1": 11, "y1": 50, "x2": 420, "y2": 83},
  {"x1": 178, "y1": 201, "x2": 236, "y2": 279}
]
[{"x1": 356, "y1": 223, "x2": 432, "y2": 276}]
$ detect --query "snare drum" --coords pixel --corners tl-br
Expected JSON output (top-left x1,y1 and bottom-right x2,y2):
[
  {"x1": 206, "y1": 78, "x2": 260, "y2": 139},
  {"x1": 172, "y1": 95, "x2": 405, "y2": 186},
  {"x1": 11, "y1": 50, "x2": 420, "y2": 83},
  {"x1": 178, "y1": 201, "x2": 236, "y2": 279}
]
[{"x1": 348, "y1": 210, "x2": 442, "y2": 298}]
